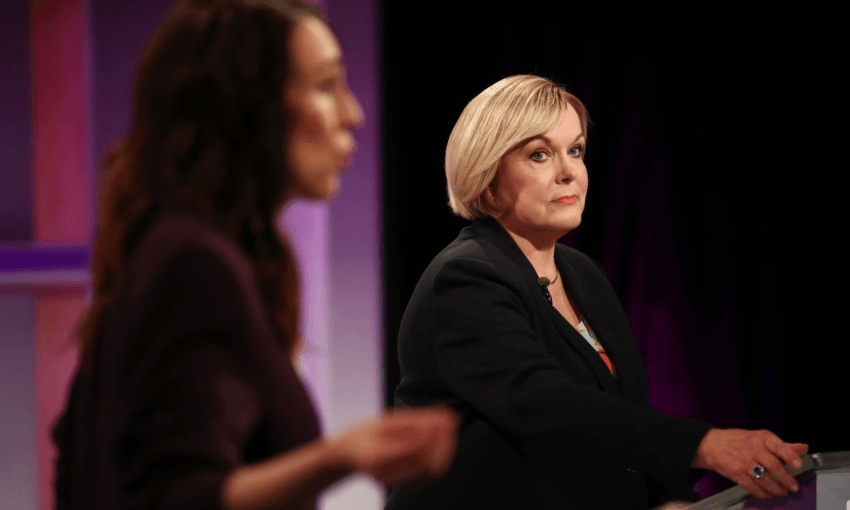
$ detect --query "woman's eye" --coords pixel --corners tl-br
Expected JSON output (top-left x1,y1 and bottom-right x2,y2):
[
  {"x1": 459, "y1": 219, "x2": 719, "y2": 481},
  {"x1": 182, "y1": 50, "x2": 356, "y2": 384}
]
[
  {"x1": 569, "y1": 146, "x2": 585, "y2": 157},
  {"x1": 530, "y1": 150, "x2": 547, "y2": 161}
]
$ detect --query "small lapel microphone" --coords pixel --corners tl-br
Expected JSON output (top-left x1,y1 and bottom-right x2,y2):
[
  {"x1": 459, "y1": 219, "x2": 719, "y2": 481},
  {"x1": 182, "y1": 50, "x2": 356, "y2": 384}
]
[{"x1": 538, "y1": 277, "x2": 553, "y2": 305}]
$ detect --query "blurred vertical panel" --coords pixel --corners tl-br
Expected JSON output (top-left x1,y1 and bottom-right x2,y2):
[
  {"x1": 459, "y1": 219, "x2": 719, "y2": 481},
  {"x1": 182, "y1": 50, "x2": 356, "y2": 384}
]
[
  {"x1": 281, "y1": 202, "x2": 331, "y2": 424},
  {"x1": 322, "y1": 0, "x2": 383, "y2": 507},
  {"x1": 0, "y1": 294, "x2": 37, "y2": 510},
  {"x1": 34, "y1": 294, "x2": 85, "y2": 510},
  {"x1": 30, "y1": 1, "x2": 91, "y2": 509},
  {"x1": 0, "y1": 0, "x2": 33, "y2": 241},
  {"x1": 32, "y1": 0, "x2": 92, "y2": 242},
  {"x1": 325, "y1": 0, "x2": 382, "y2": 432}
]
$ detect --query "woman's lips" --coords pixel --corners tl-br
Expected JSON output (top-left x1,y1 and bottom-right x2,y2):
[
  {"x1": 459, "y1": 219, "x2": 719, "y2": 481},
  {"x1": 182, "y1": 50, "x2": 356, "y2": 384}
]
[
  {"x1": 556, "y1": 195, "x2": 578, "y2": 204},
  {"x1": 340, "y1": 143, "x2": 357, "y2": 170}
]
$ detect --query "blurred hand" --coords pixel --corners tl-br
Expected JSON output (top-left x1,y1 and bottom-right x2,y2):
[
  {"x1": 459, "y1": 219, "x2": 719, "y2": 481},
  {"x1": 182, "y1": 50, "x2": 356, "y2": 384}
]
[
  {"x1": 331, "y1": 405, "x2": 459, "y2": 486},
  {"x1": 691, "y1": 428, "x2": 808, "y2": 499}
]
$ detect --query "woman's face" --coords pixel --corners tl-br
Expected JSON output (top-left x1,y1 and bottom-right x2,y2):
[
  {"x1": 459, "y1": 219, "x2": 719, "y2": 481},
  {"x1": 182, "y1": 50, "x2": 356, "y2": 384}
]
[
  {"x1": 284, "y1": 17, "x2": 363, "y2": 200},
  {"x1": 490, "y1": 105, "x2": 588, "y2": 240}
]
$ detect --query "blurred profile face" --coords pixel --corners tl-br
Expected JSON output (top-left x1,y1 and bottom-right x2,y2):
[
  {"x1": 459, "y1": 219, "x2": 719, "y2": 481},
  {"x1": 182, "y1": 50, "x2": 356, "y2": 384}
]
[
  {"x1": 489, "y1": 105, "x2": 588, "y2": 239},
  {"x1": 284, "y1": 17, "x2": 363, "y2": 200}
]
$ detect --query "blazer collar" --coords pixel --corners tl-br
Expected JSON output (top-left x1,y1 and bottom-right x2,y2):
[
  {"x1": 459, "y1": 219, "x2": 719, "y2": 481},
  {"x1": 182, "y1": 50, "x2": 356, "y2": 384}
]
[
  {"x1": 468, "y1": 217, "x2": 650, "y2": 400},
  {"x1": 467, "y1": 218, "x2": 626, "y2": 395}
]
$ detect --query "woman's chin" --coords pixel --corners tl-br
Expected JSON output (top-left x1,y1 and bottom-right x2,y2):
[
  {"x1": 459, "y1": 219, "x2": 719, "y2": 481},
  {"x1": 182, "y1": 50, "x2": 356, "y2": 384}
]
[
  {"x1": 291, "y1": 177, "x2": 340, "y2": 202},
  {"x1": 540, "y1": 220, "x2": 581, "y2": 240},
  {"x1": 322, "y1": 177, "x2": 341, "y2": 200},
  {"x1": 540, "y1": 215, "x2": 581, "y2": 234}
]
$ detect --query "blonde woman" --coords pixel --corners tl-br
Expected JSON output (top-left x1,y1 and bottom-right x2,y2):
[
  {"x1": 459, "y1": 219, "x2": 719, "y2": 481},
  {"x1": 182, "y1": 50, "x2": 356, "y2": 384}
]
[{"x1": 386, "y1": 75, "x2": 806, "y2": 510}]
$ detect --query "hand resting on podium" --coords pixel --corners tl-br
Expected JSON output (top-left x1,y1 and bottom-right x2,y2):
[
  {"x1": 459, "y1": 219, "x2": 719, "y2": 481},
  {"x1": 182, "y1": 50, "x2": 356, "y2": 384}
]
[{"x1": 691, "y1": 428, "x2": 808, "y2": 500}]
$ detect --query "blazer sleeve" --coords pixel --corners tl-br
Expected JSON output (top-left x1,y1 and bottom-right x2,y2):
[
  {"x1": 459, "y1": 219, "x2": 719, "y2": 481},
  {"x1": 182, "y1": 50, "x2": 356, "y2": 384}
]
[
  {"x1": 112, "y1": 247, "x2": 264, "y2": 510},
  {"x1": 429, "y1": 255, "x2": 710, "y2": 484}
]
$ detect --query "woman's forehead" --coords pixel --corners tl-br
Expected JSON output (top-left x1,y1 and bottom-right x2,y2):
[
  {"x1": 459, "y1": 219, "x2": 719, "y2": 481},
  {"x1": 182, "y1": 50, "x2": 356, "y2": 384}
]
[{"x1": 288, "y1": 17, "x2": 341, "y2": 76}]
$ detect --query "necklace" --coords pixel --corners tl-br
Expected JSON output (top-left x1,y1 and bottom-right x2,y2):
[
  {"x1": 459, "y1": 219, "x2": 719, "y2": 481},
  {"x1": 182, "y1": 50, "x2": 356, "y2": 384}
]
[{"x1": 537, "y1": 271, "x2": 558, "y2": 286}]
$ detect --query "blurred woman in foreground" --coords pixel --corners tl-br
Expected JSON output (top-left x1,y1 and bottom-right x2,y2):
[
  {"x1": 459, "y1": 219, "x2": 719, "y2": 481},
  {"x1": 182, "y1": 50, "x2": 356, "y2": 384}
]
[{"x1": 54, "y1": 1, "x2": 456, "y2": 509}]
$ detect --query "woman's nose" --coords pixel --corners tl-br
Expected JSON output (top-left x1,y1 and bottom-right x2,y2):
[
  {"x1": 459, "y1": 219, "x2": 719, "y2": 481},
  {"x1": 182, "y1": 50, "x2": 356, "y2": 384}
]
[
  {"x1": 558, "y1": 157, "x2": 577, "y2": 182},
  {"x1": 341, "y1": 87, "x2": 364, "y2": 130}
]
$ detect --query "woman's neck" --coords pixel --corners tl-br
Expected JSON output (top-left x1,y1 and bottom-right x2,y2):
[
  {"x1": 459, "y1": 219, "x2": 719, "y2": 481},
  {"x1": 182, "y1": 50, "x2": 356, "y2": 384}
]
[{"x1": 495, "y1": 218, "x2": 562, "y2": 278}]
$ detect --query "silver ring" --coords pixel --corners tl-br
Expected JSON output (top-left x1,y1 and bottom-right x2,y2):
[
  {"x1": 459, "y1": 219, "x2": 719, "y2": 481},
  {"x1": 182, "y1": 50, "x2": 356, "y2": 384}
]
[{"x1": 750, "y1": 465, "x2": 766, "y2": 479}]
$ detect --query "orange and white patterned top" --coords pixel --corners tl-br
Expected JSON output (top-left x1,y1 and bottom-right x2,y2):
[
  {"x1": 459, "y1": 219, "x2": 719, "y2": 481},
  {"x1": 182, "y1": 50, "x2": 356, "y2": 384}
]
[{"x1": 575, "y1": 318, "x2": 616, "y2": 377}]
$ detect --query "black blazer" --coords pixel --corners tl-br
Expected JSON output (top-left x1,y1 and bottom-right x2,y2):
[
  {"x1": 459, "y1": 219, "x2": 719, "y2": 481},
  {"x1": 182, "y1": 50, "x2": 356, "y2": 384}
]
[{"x1": 386, "y1": 218, "x2": 711, "y2": 510}]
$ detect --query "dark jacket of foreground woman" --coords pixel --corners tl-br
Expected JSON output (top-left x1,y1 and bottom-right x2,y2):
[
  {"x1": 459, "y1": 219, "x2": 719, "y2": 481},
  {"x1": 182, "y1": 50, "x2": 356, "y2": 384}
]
[
  {"x1": 54, "y1": 213, "x2": 320, "y2": 510},
  {"x1": 386, "y1": 217, "x2": 711, "y2": 510}
]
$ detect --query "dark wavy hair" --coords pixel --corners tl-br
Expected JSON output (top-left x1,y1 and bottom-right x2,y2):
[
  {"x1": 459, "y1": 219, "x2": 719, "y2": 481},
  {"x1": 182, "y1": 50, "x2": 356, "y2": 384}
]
[{"x1": 77, "y1": 0, "x2": 322, "y2": 364}]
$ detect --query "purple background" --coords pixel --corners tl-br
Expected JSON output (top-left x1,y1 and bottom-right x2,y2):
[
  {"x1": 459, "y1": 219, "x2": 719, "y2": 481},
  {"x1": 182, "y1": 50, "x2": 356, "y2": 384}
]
[{"x1": 90, "y1": 0, "x2": 173, "y2": 195}]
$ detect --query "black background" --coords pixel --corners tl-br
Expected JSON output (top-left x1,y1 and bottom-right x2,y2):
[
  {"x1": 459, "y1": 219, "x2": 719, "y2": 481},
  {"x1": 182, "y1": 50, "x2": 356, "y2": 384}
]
[{"x1": 380, "y1": 1, "x2": 846, "y2": 495}]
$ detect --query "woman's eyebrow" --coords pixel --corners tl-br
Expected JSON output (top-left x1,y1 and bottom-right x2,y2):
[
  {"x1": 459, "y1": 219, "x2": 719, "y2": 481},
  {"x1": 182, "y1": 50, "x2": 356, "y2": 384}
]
[
  {"x1": 311, "y1": 55, "x2": 343, "y2": 75},
  {"x1": 524, "y1": 132, "x2": 586, "y2": 147}
]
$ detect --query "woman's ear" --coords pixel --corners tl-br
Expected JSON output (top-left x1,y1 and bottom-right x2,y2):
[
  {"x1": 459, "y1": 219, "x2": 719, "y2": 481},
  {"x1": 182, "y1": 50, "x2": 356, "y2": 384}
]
[{"x1": 483, "y1": 183, "x2": 503, "y2": 218}]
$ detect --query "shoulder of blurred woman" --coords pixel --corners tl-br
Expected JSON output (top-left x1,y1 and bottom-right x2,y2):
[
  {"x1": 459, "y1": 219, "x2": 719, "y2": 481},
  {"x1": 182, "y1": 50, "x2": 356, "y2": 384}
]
[
  {"x1": 114, "y1": 211, "x2": 264, "y2": 326},
  {"x1": 100, "y1": 211, "x2": 282, "y2": 383}
]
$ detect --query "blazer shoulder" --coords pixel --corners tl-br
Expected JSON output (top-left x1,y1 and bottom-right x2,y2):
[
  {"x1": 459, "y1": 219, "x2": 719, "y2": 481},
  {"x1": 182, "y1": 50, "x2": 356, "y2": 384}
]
[
  {"x1": 404, "y1": 228, "x2": 543, "y2": 322},
  {"x1": 422, "y1": 230, "x2": 526, "y2": 287},
  {"x1": 434, "y1": 220, "x2": 540, "y2": 270}
]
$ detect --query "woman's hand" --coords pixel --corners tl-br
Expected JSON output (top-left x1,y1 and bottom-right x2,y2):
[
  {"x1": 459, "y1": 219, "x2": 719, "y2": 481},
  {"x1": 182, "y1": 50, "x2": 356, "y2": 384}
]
[
  {"x1": 331, "y1": 405, "x2": 459, "y2": 486},
  {"x1": 691, "y1": 428, "x2": 808, "y2": 499},
  {"x1": 222, "y1": 406, "x2": 458, "y2": 510}
]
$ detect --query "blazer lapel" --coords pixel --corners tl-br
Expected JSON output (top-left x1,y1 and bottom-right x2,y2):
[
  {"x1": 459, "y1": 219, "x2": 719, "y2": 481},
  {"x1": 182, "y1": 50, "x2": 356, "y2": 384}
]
[
  {"x1": 471, "y1": 219, "x2": 642, "y2": 400},
  {"x1": 556, "y1": 250, "x2": 646, "y2": 402},
  {"x1": 546, "y1": 301, "x2": 623, "y2": 395}
]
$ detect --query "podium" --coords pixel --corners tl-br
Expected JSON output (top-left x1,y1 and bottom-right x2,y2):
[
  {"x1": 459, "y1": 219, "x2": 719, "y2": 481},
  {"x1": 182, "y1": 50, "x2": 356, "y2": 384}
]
[{"x1": 689, "y1": 451, "x2": 850, "y2": 509}]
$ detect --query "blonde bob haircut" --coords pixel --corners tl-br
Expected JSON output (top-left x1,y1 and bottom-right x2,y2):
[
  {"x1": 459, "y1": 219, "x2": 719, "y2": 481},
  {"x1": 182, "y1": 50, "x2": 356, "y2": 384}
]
[{"x1": 446, "y1": 75, "x2": 588, "y2": 220}]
